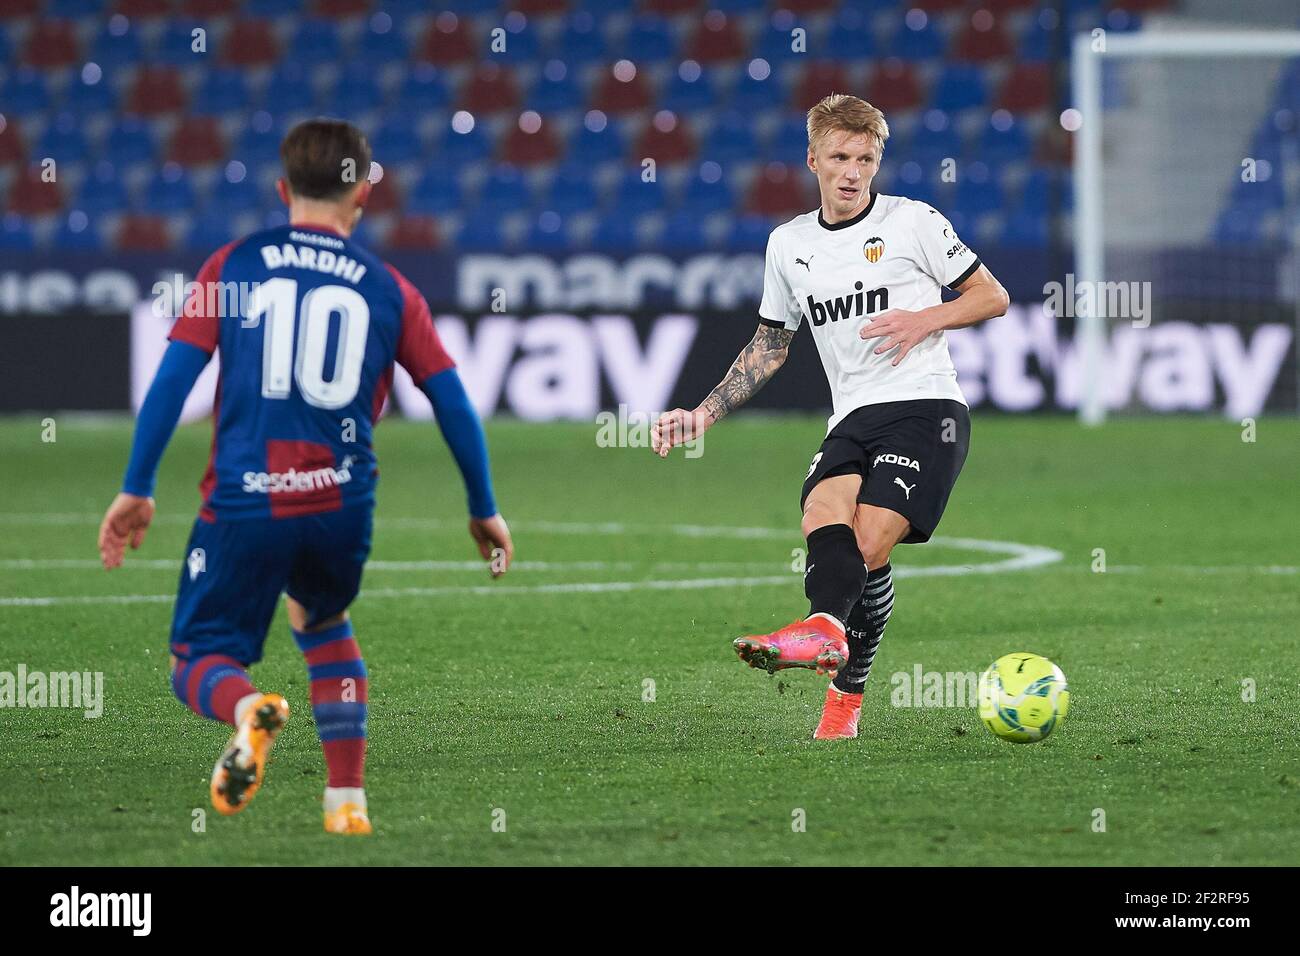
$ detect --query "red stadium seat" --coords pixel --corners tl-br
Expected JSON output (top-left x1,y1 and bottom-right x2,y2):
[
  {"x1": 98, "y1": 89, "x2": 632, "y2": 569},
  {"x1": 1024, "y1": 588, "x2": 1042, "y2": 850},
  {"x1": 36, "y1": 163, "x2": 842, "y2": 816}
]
[
  {"x1": 0, "y1": 0, "x2": 40, "y2": 18},
  {"x1": 748, "y1": 163, "x2": 814, "y2": 217},
  {"x1": 314, "y1": 0, "x2": 372, "y2": 16},
  {"x1": 115, "y1": 0, "x2": 174, "y2": 15},
  {"x1": 641, "y1": 0, "x2": 702, "y2": 14},
  {"x1": 23, "y1": 20, "x2": 80, "y2": 68},
  {"x1": 168, "y1": 116, "x2": 226, "y2": 166},
  {"x1": 952, "y1": 16, "x2": 1013, "y2": 62},
  {"x1": 182, "y1": 0, "x2": 240, "y2": 15},
  {"x1": 998, "y1": 62, "x2": 1051, "y2": 112},
  {"x1": 500, "y1": 121, "x2": 562, "y2": 166},
  {"x1": 684, "y1": 14, "x2": 747, "y2": 64},
  {"x1": 418, "y1": 16, "x2": 477, "y2": 66},
  {"x1": 222, "y1": 20, "x2": 281, "y2": 67},
  {"x1": 794, "y1": 62, "x2": 852, "y2": 113},
  {"x1": 780, "y1": 0, "x2": 838, "y2": 12},
  {"x1": 460, "y1": 63, "x2": 521, "y2": 114},
  {"x1": 591, "y1": 67, "x2": 653, "y2": 114},
  {"x1": 867, "y1": 59, "x2": 922, "y2": 111},
  {"x1": 386, "y1": 216, "x2": 442, "y2": 250},
  {"x1": 633, "y1": 116, "x2": 695, "y2": 165},
  {"x1": 1036, "y1": 125, "x2": 1072, "y2": 167},
  {"x1": 118, "y1": 215, "x2": 172, "y2": 251},
  {"x1": 511, "y1": 0, "x2": 569, "y2": 12},
  {"x1": 127, "y1": 67, "x2": 187, "y2": 115},
  {"x1": 0, "y1": 116, "x2": 25, "y2": 166},
  {"x1": 6, "y1": 164, "x2": 62, "y2": 215},
  {"x1": 363, "y1": 172, "x2": 402, "y2": 214}
]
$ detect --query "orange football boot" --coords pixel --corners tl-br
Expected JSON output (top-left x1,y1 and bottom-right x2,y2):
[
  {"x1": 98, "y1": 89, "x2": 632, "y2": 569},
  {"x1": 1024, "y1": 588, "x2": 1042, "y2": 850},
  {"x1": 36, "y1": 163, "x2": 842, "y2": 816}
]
[
  {"x1": 324, "y1": 803, "x2": 372, "y2": 835},
  {"x1": 733, "y1": 615, "x2": 849, "y2": 678},
  {"x1": 813, "y1": 686, "x2": 863, "y2": 740},
  {"x1": 210, "y1": 693, "x2": 289, "y2": 816}
]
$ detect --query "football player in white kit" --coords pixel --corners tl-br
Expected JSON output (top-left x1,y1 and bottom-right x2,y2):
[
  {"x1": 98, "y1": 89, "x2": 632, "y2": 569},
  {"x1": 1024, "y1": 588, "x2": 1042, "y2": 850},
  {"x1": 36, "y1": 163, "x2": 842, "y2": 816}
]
[{"x1": 651, "y1": 94, "x2": 1010, "y2": 740}]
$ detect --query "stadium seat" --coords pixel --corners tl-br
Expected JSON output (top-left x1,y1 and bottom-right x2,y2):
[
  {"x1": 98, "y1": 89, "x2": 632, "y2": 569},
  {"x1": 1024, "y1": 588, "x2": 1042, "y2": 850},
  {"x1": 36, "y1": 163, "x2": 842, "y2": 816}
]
[
  {"x1": 537, "y1": 162, "x2": 599, "y2": 215},
  {"x1": 263, "y1": 64, "x2": 318, "y2": 113},
  {"x1": 908, "y1": 122, "x2": 963, "y2": 164},
  {"x1": 155, "y1": 19, "x2": 205, "y2": 66},
  {"x1": 73, "y1": 162, "x2": 130, "y2": 214},
  {"x1": 591, "y1": 213, "x2": 641, "y2": 254},
  {"x1": 662, "y1": 68, "x2": 716, "y2": 113},
  {"x1": 680, "y1": 169, "x2": 735, "y2": 213},
  {"x1": 568, "y1": 121, "x2": 627, "y2": 165},
  {"x1": 768, "y1": 114, "x2": 810, "y2": 160},
  {"x1": 141, "y1": 165, "x2": 199, "y2": 214},
  {"x1": 611, "y1": 170, "x2": 667, "y2": 216},
  {"x1": 493, "y1": 23, "x2": 542, "y2": 65},
  {"x1": 701, "y1": 112, "x2": 760, "y2": 164},
  {"x1": 525, "y1": 211, "x2": 576, "y2": 254},
  {"x1": 456, "y1": 216, "x2": 508, "y2": 252},
  {"x1": 460, "y1": 63, "x2": 522, "y2": 114},
  {"x1": 192, "y1": 69, "x2": 252, "y2": 116},
  {"x1": 90, "y1": 20, "x2": 143, "y2": 67},
  {"x1": 1001, "y1": 208, "x2": 1049, "y2": 246},
  {"x1": 953, "y1": 166, "x2": 1005, "y2": 219},
  {"x1": 825, "y1": 9, "x2": 878, "y2": 60},
  {"x1": 550, "y1": 13, "x2": 608, "y2": 64},
  {"x1": 223, "y1": 20, "x2": 281, "y2": 67},
  {"x1": 731, "y1": 71, "x2": 789, "y2": 112},
  {"x1": 356, "y1": 14, "x2": 411, "y2": 62},
  {"x1": 39, "y1": 113, "x2": 89, "y2": 165},
  {"x1": 528, "y1": 65, "x2": 585, "y2": 112},
  {"x1": 289, "y1": 19, "x2": 344, "y2": 66},
  {"x1": 591, "y1": 66, "x2": 654, "y2": 114},
  {"x1": 407, "y1": 167, "x2": 465, "y2": 216},
  {"x1": 244, "y1": 0, "x2": 300, "y2": 14},
  {"x1": 0, "y1": 214, "x2": 36, "y2": 251},
  {"x1": 315, "y1": 0, "x2": 371, "y2": 16},
  {"x1": 395, "y1": 65, "x2": 452, "y2": 113},
  {"x1": 2, "y1": 68, "x2": 51, "y2": 115},
  {"x1": 183, "y1": 0, "x2": 242, "y2": 14},
  {"x1": 208, "y1": 171, "x2": 263, "y2": 214},
  {"x1": 386, "y1": 215, "x2": 442, "y2": 250},
  {"x1": 999, "y1": 63, "x2": 1051, "y2": 112},
  {"x1": 106, "y1": 117, "x2": 159, "y2": 166},
  {"x1": 754, "y1": 25, "x2": 809, "y2": 65},
  {"x1": 660, "y1": 210, "x2": 710, "y2": 250},
  {"x1": 794, "y1": 62, "x2": 852, "y2": 112},
  {"x1": 728, "y1": 213, "x2": 776, "y2": 251},
  {"x1": 930, "y1": 65, "x2": 989, "y2": 112},
  {"x1": 54, "y1": 211, "x2": 106, "y2": 250},
  {"x1": 418, "y1": 17, "x2": 477, "y2": 65},
  {"x1": 371, "y1": 119, "x2": 426, "y2": 166},
  {"x1": 6, "y1": 164, "x2": 63, "y2": 215},
  {"x1": 436, "y1": 121, "x2": 493, "y2": 165},
  {"x1": 115, "y1": 0, "x2": 177, "y2": 13},
  {"x1": 364, "y1": 171, "x2": 403, "y2": 214},
  {"x1": 512, "y1": 0, "x2": 569, "y2": 12},
  {"x1": 0, "y1": 116, "x2": 25, "y2": 166},
  {"x1": 952, "y1": 14, "x2": 1013, "y2": 62},
  {"x1": 748, "y1": 163, "x2": 813, "y2": 217},
  {"x1": 891, "y1": 17, "x2": 947, "y2": 61},
  {"x1": 328, "y1": 63, "x2": 387, "y2": 117},
  {"x1": 48, "y1": 0, "x2": 102, "y2": 14},
  {"x1": 23, "y1": 18, "x2": 80, "y2": 67},
  {"x1": 634, "y1": 116, "x2": 696, "y2": 166},
  {"x1": 500, "y1": 117, "x2": 562, "y2": 165},
  {"x1": 642, "y1": 0, "x2": 704, "y2": 14},
  {"x1": 975, "y1": 113, "x2": 1032, "y2": 164},
  {"x1": 63, "y1": 68, "x2": 117, "y2": 114},
  {"x1": 620, "y1": 17, "x2": 677, "y2": 62},
  {"x1": 684, "y1": 13, "x2": 748, "y2": 63},
  {"x1": 235, "y1": 114, "x2": 287, "y2": 166},
  {"x1": 126, "y1": 67, "x2": 187, "y2": 115},
  {"x1": 867, "y1": 59, "x2": 922, "y2": 111}
]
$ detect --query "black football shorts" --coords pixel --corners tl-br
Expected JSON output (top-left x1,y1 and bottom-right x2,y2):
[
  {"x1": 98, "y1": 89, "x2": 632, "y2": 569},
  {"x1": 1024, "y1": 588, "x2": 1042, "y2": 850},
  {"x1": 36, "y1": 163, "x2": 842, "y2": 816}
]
[{"x1": 800, "y1": 399, "x2": 971, "y2": 544}]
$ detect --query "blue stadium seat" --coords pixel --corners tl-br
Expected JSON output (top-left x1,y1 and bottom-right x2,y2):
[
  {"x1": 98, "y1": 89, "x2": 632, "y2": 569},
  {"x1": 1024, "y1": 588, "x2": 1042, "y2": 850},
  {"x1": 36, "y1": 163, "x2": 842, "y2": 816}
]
[
  {"x1": 40, "y1": 113, "x2": 91, "y2": 165},
  {"x1": 89, "y1": 21, "x2": 142, "y2": 67},
  {"x1": 621, "y1": 17, "x2": 676, "y2": 63},
  {"x1": 395, "y1": 66, "x2": 452, "y2": 113},
  {"x1": 573, "y1": 0, "x2": 635, "y2": 14},
  {"x1": 208, "y1": 171, "x2": 263, "y2": 214},
  {"x1": 731, "y1": 71, "x2": 787, "y2": 112},
  {"x1": 54, "y1": 212, "x2": 105, "y2": 251},
  {"x1": 155, "y1": 20, "x2": 205, "y2": 66},
  {"x1": 767, "y1": 115, "x2": 810, "y2": 160},
  {"x1": 263, "y1": 64, "x2": 317, "y2": 113},
  {"x1": 907, "y1": 123, "x2": 963, "y2": 164},
  {"x1": 73, "y1": 162, "x2": 129, "y2": 215},
  {"x1": 407, "y1": 167, "x2": 464, "y2": 216},
  {"x1": 975, "y1": 114, "x2": 1032, "y2": 164},
  {"x1": 49, "y1": 0, "x2": 106, "y2": 15},
  {"x1": 528, "y1": 67, "x2": 584, "y2": 112},
  {"x1": 141, "y1": 166, "x2": 198, "y2": 214},
  {"x1": 660, "y1": 210, "x2": 709, "y2": 250},
  {"x1": 437, "y1": 123, "x2": 493, "y2": 165},
  {"x1": 662, "y1": 70, "x2": 717, "y2": 113},
  {"x1": 472, "y1": 166, "x2": 530, "y2": 219},
  {"x1": 356, "y1": 15, "x2": 411, "y2": 63},
  {"x1": 371, "y1": 119, "x2": 425, "y2": 165},
  {"x1": 551, "y1": 13, "x2": 609, "y2": 65},
  {"x1": 185, "y1": 216, "x2": 239, "y2": 252},
  {"x1": 1210, "y1": 206, "x2": 1268, "y2": 246},
  {"x1": 526, "y1": 211, "x2": 577, "y2": 254},
  {"x1": 106, "y1": 118, "x2": 157, "y2": 166},
  {"x1": 443, "y1": 0, "x2": 500, "y2": 12},
  {"x1": 568, "y1": 121, "x2": 627, "y2": 165},
  {"x1": 824, "y1": 10, "x2": 877, "y2": 61},
  {"x1": 1001, "y1": 209, "x2": 1048, "y2": 246},
  {"x1": 494, "y1": 24, "x2": 542, "y2": 65},
  {"x1": 329, "y1": 63, "x2": 386, "y2": 117},
  {"x1": 591, "y1": 213, "x2": 641, "y2": 254},
  {"x1": 0, "y1": 214, "x2": 37, "y2": 251},
  {"x1": 891, "y1": 17, "x2": 947, "y2": 60},
  {"x1": 3, "y1": 68, "x2": 51, "y2": 115},
  {"x1": 728, "y1": 214, "x2": 774, "y2": 252},
  {"x1": 192, "y1": 69, "x2": 252, "y2": 116},
  {"x1": 681, "y1": 171, "x2": 735, "y2": 213},
  {"x1": 952, "y1": 170, "x2": 1005, "y2": 220},
  {"x1": 702, "y1": 113, "x2": 760, "y2": 164},
  {"x1": 1018, "y1": 17, "x2": 1056, "y2": 62},
  {"x1": 63, "y1": 68, "x2": 117, "y2": 114},
  {"x1": 457, "y1": 216, "x2": 508, "y2": 252},
  {"x1": 289, "y1": 19, "x2": 344, "y2": 66},
  {"x1": 1019, "y1": 169, "x2": 1072, "y2": 215},
  {"x1": 235, "y1": 114, "x2": 287, "y2": 165},
  {"x1": 540, "y1": 163, "x2": 601, "y2": 215},
  {"x1": 611, "y1": 171, "x2": 667, "y2": 215},
  {"x1": 930, "y1": 66, "x2": 988, "y2": 112},
  {"x1": 754, "y1": 26, "x2": 808, "y2": 64},
  {"x1": 246, "y1": 0, "x2": 301, "y2": 15},
  {"x1": 893, "y1": 161, "x2": 942, "y2": 208}
]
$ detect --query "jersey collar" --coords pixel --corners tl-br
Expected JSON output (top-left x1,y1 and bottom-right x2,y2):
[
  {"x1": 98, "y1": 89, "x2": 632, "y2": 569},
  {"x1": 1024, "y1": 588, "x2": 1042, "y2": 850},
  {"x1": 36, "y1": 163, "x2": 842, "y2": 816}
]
[
  {"x1": 289, "y1": 221, "x2": 346, "y2": 237},
  {"x1": 817, "y1": 191, "x2": 877, "y2": 231}
]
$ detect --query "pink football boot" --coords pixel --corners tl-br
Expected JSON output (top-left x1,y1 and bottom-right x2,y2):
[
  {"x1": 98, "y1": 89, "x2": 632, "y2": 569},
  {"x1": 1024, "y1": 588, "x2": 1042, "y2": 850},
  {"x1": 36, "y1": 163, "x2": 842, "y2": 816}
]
[{"x1": 733, "y1": 615, "x2": 849, "y2": 678}]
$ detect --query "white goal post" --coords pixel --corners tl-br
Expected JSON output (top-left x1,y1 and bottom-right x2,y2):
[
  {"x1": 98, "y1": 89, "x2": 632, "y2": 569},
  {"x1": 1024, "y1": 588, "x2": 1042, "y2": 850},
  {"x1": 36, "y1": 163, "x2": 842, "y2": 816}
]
[{"x1": 1071, "y1": 29, "x2": 1300, "y2": 424}]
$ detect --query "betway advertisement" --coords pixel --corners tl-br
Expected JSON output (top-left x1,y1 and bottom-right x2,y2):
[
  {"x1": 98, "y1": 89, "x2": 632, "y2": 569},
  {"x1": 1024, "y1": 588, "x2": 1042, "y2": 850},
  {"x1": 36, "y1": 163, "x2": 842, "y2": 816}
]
[{"x1": 1, "y1": 250, "x2": 1295, "y2": 417}]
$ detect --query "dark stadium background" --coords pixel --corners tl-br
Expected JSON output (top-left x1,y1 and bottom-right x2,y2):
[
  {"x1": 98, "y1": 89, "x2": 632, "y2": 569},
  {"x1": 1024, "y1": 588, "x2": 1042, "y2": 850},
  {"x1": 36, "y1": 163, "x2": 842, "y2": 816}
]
[{"x1": 0, "y1": 0, "x2": 1296, "y2": 417}]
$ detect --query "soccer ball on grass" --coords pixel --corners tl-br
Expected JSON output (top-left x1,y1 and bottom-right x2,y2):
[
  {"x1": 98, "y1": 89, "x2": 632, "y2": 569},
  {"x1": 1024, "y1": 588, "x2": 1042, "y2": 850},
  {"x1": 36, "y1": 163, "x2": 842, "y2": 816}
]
[{"x1": 977, "y1": 653, "x2": 1069, "y2": 743}]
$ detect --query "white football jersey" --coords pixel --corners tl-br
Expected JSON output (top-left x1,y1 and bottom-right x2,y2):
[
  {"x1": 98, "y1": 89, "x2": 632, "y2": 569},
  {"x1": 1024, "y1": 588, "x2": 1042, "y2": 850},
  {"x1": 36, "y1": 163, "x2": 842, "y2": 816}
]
[{"x1": 758, "y1": 192, "x2": 981, "y2": 433}]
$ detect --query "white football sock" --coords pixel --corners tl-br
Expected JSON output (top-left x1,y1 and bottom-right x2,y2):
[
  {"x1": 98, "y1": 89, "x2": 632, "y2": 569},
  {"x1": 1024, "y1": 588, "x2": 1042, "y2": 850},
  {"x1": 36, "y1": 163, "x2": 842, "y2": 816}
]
[
  {"x1": 804, "y1": 611, "x2": 846, "y2": 636},
  {"x1": 324, "y1": 787, "x2": 367, "y2": 813}
]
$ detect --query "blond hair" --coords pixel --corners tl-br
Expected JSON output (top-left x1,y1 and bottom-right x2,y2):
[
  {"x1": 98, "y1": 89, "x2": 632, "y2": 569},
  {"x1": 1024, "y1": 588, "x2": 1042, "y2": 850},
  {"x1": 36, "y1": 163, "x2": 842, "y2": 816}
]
[{"x1": 806, "y1": 93, "x2": 890, "y2": 156}]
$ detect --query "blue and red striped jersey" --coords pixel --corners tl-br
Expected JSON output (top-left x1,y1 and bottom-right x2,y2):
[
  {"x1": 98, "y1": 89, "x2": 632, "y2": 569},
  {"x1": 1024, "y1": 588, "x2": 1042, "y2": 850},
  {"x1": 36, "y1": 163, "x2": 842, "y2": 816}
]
[{"x1": 170, "y1": 223, "x2": 453, "y2": 520}]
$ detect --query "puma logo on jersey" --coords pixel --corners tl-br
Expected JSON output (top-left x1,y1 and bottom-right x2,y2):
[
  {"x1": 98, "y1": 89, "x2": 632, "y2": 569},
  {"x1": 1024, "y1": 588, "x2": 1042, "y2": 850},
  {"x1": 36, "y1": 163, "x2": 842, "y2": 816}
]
[
  {"x1": 795, "y1": 255, "x2": 814, "y2": 271},
  {"x1": 894, "y1": 477, "x2": 916, "y2": 500},
  {"x1": 805, "y1": 282, "x2": 889, "y2": 327},
  {"x1": 873, "y1": 453, "x2": 921, "y2": 471}
]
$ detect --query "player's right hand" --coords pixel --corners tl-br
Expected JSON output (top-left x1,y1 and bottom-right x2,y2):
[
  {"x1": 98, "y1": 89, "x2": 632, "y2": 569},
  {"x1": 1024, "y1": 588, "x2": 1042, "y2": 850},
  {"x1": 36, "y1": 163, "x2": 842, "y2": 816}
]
[
  {"x1": 469, "y1": 514, "x2": 514, "y2": 578},
  {"x1": 98, "y1": 492, "x2": 156, "y2": 570},
  {"x1": 651, "y1": 408, "x2": 707, "y2": 458}
]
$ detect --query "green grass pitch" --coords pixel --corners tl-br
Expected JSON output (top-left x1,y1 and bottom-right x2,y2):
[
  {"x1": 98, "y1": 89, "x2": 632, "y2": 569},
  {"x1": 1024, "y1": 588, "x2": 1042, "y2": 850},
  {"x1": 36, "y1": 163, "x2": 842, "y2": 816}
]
[{"x1": 1, "y1": 414, "x2": 1297, "y2": 866}]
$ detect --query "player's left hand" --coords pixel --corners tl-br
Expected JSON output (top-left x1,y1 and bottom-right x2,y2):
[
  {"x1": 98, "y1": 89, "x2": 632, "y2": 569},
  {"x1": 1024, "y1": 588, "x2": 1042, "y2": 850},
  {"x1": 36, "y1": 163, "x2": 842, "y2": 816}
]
[
  {"x1": 98, "y1": 493, "x2": 156, "y2": 570},
  {"x1": 859, "y1": 309, "x2": 940, "y2": 366},
  {"x1": 469, "y1": 513, "x2": 514, "y2": 578}
]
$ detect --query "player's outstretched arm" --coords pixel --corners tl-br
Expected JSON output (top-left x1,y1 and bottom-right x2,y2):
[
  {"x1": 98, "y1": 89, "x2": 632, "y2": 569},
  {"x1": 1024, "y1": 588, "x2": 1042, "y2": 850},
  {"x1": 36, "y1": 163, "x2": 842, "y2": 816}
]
[
  {"x1": 859, "y1": 264, "x2": 1010, "y2": 367},
  {"x1": 652, "y1": 322, "x2": 794, "y2": 458},
  {"x1": 420, "y1": 367, "x2": 513, "y2": 578},
  {"x1": 99, "y1": 340, "x2": 210, "y2": 569}
]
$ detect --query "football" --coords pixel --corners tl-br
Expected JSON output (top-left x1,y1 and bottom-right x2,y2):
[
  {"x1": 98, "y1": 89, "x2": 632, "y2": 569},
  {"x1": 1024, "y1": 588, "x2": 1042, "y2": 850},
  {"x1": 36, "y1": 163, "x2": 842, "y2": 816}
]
[{"x1": 978, "y1": 653, "x2": 1070, "y2": 744}]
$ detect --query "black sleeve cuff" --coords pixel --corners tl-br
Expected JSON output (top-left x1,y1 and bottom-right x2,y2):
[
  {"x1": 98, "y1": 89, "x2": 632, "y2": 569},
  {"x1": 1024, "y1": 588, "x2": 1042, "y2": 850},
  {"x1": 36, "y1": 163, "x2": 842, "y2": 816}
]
[
  {"x1": 946, "y1": 258, "x2": 982, "y2": 291},
  {"x1": 758, "y1": 318, "x2": 788, "y2": 329}
]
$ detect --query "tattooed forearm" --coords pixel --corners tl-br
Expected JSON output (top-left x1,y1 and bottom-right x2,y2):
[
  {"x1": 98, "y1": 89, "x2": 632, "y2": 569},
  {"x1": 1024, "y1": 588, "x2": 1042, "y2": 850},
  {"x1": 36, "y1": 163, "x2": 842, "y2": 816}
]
[{"x1": 699, "y1": 324, "x2": 794, "y2": 424}]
